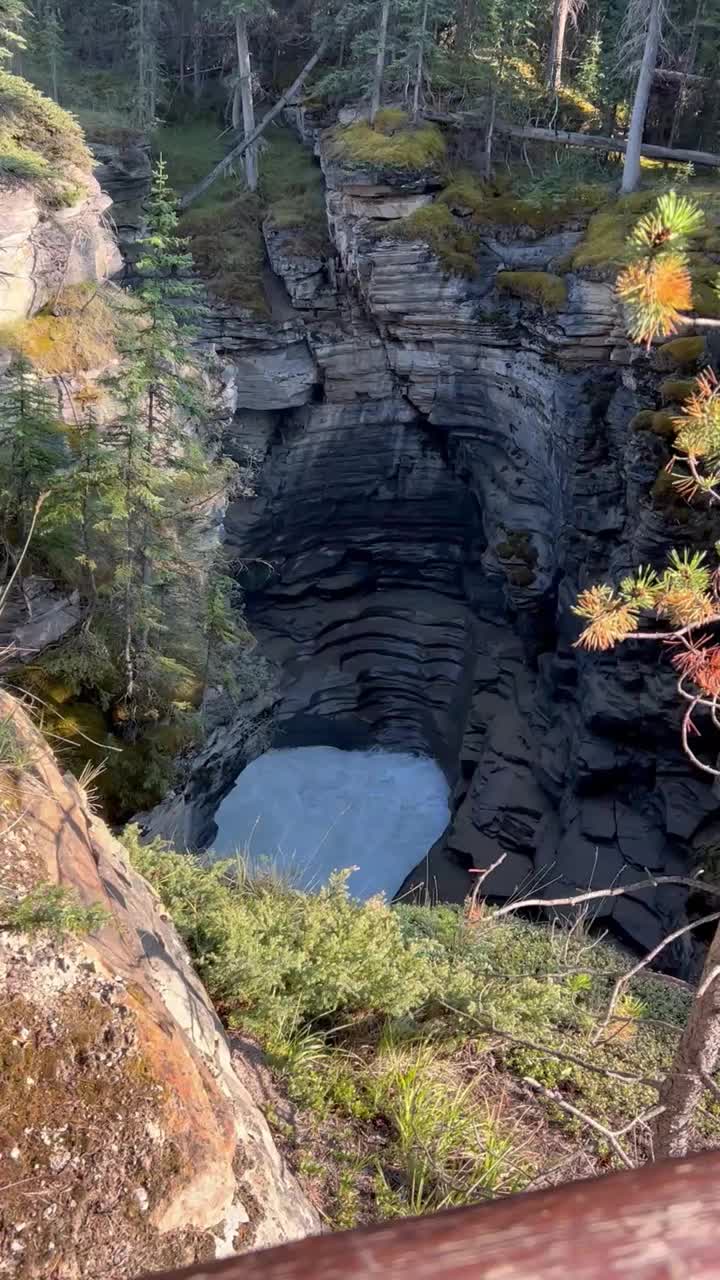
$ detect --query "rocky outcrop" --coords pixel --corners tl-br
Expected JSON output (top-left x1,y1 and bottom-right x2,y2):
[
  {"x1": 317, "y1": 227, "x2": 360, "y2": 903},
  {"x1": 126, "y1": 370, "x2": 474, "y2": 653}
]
[
  {"x1": 146, "y1": 128, "x2": 720, "y2": 975},
  {"x1": 0, "y1": 174, "x2": 122, "y2": 323},
  {"x1": 0, "y1": 691, "x2": 317, "y2": 1277}
]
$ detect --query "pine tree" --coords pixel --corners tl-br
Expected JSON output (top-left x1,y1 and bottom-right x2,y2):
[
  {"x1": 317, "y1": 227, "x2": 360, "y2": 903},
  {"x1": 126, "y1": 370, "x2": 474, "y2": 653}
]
[
  {"x1": 0, "y1": 0, "x2": 26, "y2": 64},
  {"x1": 100, "y1": 159, "x2": 233, "y2": 729},
  {"x1": 0, "y1": 357, "x2": 64, "y2": 551},
  {"x1": 616, "y1": 191, "x2": 703, "y2": 345}
]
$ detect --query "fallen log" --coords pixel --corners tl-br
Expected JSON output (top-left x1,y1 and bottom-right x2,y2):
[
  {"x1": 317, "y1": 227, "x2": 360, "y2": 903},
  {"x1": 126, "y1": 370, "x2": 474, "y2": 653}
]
[
  {"x1": 654, "y1": 68, "x2": 712, "y2": 87},
  {"x1": 179, "y1": 38, "x2": 328, "y2": 210},
  {"x1": 424, "y1": 111, "x2": 720, "y2": 168}
]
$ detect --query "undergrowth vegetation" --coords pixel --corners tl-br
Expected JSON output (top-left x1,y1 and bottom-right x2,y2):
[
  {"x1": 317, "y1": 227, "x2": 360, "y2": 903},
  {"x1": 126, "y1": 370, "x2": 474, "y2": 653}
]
[
  {"x1": 0, "y1": 69, "x2": 91, "y2": 200},
  {"x1": 157, "y1": 117, "x2": 330, "y2": 310},
  {"x1": 126, "y1": 827, "x2": 699, "y2": 1228}
]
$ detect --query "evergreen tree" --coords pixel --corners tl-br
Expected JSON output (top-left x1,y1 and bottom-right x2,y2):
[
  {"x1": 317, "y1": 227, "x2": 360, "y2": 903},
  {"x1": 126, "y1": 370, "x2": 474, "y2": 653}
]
[
  {"x1": 0, "y1": 0, "x2": 26, "y2": 64},
  {"x1": 100, "y1": 158, "x2": 234, "y2": 728},
  {"x1": 0, "y1": 357, "x2": 64, "y2": 553},
  {"x1": 573, "y1": 196, "x2": 720, "y2": 1158}
]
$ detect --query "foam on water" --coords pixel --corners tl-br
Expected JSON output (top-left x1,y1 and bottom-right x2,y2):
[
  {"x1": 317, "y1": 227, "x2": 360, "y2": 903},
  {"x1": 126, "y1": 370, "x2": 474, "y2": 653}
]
[{"x1": 210, "y1": 745, "x2": 450, "y2": 899}]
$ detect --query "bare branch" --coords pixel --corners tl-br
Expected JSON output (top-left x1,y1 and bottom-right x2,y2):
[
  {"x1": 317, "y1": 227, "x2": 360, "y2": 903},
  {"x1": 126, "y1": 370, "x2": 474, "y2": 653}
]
[
  {"x1": 524, "y1": 1078, "x2": 665, "y2": 1169},
  {"x1": 593, "y1": 912, "x2": 720, "y2": 1043},
  {"x1": 490, "y1": 874, "x2": 720, "y2": 920},
  {"x1": 439, "y1": 1001, "x2": 661, "y2": 1088}
]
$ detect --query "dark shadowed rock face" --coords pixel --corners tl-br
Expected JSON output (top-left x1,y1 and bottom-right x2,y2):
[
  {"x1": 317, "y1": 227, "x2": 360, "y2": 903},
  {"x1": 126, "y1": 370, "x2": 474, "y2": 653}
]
[{"x1": 147, "y1": 130, "x2": 720, "y2": 975}]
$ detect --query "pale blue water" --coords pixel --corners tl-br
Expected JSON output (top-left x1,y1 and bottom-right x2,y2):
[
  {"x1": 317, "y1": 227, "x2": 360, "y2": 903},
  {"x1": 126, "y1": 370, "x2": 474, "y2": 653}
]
[{"x1": 210, "y1": 745, "x2": 450, "y2": 899}]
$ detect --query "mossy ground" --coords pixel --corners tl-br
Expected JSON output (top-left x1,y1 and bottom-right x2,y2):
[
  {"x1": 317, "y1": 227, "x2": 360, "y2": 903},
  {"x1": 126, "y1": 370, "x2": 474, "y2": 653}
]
[
  {"x1": 0, "y1": 69, "x2": 92, "y2": 202},
  {"x1": 128, "y1": 830, "x2": 717, "y2": 1231},
  {"x1": 0, "y1": 284, "x2": 123, "y2": 376},
  {"x1": 157, "y1": 117, "x2": 330, "y2": 311},
  {"x1": 497, "y1": 270, "x2": 567, "y2": 309},
  {"x1": 327, "y1": 111, "x2": 446, "y2": 172}
]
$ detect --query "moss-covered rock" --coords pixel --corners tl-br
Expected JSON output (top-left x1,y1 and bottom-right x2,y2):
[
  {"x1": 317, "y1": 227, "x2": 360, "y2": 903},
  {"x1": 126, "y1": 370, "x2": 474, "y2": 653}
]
[
  {"x1": 327, "y1": 114, "x2": 446, "y2": 172},
  {"x1": 660, "y1": 378, "x2": 696, "y2": 405},
  {"x1": 439, "y1": 171, "x2": 604, "y2": 233},
  {"x1": 382, "y1": 202, "x2": 477, "y2": 276},
  {"x1": 630, "y1": 410, "x2": 656, "y2": 432},
  {"x1": 496, "y1": 270, "x2": 567, "y2": 310},
  {"x1": 657, "y1": 335, "x2": 707, "y2": 369},
  {"x1": 0, "y1": 285, "x2": 123, "y2": 376},
  {"x1": 631, "y1": 409, "x2": 678, "y2": 439}
]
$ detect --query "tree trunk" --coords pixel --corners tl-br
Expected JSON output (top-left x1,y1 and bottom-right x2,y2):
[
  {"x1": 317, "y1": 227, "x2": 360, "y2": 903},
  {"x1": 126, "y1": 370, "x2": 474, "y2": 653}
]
[
  {"x1": 233, "y1": 9, "x2": 257, "y2": 191},
  {"x1": 668, "y1": 0, "x2": 703, "y2": 150},
  {"x1": 621, "y1": 0, "x2": 662, "y2": 194},
  {"x1": 370, "y1": 0, "x2": 390, "y2": 123},
  {"x1": 411, "y1": 0, "x2": 428, "y2": 123},
  {"x1": 192, "y1": 0, "x2": 201, "y2": 101},
  {"x1": 546, "y1": 0, "x2": 571, "y2": 91},
  {"x1": 653, "y1": 921, "x2": 720, "y2": 1157},
  {"x1": 483, "y1": 82, "x2": 498, "y2": 180}
]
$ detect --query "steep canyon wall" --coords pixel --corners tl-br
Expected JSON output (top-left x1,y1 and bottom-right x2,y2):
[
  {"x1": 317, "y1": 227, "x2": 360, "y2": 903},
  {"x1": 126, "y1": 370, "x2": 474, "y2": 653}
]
[{"x1": 147, "y1": 124, "x2": 720, "y2": 972}]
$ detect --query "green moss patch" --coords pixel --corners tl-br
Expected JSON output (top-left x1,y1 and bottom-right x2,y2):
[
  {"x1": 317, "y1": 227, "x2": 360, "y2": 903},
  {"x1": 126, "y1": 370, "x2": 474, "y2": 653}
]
[
  {"x1": 657, "y1": 335, "x2": 706, "y2": 369},
  {"x1": 0, "y1": 285, "x2": 122, "y2": 376},
  {"x1": 0, "y1": 70, "x2": 92, "y2": 201},
  {"x1": 327, "y1": 113, "x2": 446, "y2": 172},
  {"x1": 441, "y1": 170, "x2": 604, "y2": 234},
  {"x1": 382, "y1": 202, "x2": 477, "y2": 276},
  {"x1": 632, "y1": 408, "x2": 683, "y2": 440},
  {"x1": 497, "y1": 270, "x2": 567, "y2": 310},
  {"x1": 660, "y1": 378, "x2": 695, "y2": 405}
]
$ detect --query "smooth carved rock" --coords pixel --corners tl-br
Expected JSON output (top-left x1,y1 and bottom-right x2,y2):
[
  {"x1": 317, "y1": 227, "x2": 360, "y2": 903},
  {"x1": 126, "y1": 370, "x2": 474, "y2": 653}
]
[{"x1": 0, "y1": 176, "x2": 122, "y2": 323}]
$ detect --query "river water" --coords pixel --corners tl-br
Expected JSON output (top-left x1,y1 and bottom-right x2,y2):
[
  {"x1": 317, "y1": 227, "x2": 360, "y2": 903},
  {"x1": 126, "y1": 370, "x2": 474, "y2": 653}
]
[{"x1": 210, "y1": 745, "x2": 450, "y2": 899}]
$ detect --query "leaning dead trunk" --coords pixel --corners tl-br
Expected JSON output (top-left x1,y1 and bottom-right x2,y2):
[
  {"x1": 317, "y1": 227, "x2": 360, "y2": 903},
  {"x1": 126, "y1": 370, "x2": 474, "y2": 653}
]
[
  {"x1": 233, "y1": 9, "x2": 257, "y2": 191},
  {"x1": 411, "y1": 0, "x2": 428, "y2": 123},
  {"x1": 654, "y1": 920, "x2": 720, "y2": 1157},
  {"x1": 621, "y1": 0, "x2": 662, "y2": 193},
  {"x1": 546, "y1": 0, "x2": 571, "y2": 90},
  {"x1": 370, "y1": 0, "x2": 390, "y2": 123}
]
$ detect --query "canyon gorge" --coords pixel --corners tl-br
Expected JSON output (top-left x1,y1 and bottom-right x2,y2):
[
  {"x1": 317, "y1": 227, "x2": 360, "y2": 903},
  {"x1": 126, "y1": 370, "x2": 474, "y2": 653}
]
[{"x1": 137, "y1": 111, "x2": 720, "y2": 975}]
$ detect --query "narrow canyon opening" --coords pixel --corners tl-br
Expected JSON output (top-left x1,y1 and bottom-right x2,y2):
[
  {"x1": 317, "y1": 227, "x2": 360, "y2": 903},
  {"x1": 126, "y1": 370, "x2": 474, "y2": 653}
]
[{"x1": 210, "y1": 745, "x2": 450, "y2": 897}]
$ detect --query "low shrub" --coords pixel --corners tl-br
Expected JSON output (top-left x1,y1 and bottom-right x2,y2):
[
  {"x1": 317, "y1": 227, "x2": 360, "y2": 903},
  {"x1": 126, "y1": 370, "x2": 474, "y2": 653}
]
[{"x1": 0, "y1": 69, "x2": 92, "y2": 200}]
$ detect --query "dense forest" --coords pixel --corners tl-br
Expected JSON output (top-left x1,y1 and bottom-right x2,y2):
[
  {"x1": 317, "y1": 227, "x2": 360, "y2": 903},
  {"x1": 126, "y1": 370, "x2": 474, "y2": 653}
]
[{"x1": 4, "y1": 0, "x2": 720, "y2": 175}]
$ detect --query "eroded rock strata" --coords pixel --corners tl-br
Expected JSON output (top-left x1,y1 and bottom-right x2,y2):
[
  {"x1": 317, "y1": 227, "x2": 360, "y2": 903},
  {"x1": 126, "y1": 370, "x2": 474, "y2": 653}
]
[{"x1": 148, "y1": 126, "x2": 720, "y2": 972}]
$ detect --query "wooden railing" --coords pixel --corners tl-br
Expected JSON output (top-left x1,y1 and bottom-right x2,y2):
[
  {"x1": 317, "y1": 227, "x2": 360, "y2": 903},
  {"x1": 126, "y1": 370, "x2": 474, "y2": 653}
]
[{"x1": 145, "y1": 1149, "x2": 720, "y2": 1280}]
